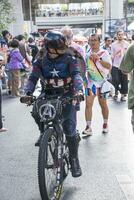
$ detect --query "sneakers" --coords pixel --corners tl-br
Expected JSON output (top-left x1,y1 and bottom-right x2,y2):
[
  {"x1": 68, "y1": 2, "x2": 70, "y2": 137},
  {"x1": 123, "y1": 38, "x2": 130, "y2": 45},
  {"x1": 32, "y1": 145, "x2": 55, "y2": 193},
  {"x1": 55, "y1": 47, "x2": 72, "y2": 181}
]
[
  {"x1": 82, "y1": 124, "x2": 109, "y2": 135},
  {"x1": 113, "y1": 91, "x2": 119, "y2": 101},
  {"x1": 113, "y1": 95, "x2": 118, "y2": 101},
  {"x1": 0, "y1": 127, "x2": 8, "y2": 132},
  {"x1": 113, "y1": 93, "x2": 127, "y2": 102},
  {"x1": 121, "y1": 95, "x2": 127, "y2": 102},
  {"x1": 102, "y1": 123, "x2": 108, "y2": 134},
  {"x1": 82, "y1": 126, "x2": 92, "y2": 137}
]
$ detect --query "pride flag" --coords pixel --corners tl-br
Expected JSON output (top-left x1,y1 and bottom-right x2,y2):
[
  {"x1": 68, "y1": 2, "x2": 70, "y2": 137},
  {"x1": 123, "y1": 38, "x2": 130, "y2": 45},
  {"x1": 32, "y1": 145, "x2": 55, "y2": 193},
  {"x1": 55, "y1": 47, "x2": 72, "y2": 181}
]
[{"x1": 87, "y1": 57, "x2": 103, "y2": 82}]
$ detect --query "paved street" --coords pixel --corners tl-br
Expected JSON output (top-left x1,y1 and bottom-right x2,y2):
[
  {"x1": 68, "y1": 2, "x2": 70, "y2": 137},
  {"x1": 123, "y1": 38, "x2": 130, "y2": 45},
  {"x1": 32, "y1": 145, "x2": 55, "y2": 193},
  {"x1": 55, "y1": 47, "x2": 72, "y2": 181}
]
[{"x1": 0, "y1": 93, "x2": 134, "y2": 200}]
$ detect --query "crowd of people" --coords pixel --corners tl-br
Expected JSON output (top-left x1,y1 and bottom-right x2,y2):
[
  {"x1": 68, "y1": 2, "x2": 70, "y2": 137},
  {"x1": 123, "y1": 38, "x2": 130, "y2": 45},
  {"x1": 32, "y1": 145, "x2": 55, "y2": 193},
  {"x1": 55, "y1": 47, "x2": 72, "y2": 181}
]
[
  {"x1": 127, "y1": 5, "x2": 134, "y2": 14},
  {"x1": 0, "y1": 30, "x2": 40, "y2": 132},
  {"x1": 0, "y1": 26, "x2": 134, "y2": 177},
  {"x1": 36, "y1": 8, "x2": 102, "y2": 17}
]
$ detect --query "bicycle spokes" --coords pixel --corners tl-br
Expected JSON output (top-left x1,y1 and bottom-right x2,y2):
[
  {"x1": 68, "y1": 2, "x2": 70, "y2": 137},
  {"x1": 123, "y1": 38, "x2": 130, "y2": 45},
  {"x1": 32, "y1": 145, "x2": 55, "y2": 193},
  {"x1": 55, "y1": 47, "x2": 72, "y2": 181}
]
[{"x1": 38, "y1": 129, "x2": 64, "y2": 200}]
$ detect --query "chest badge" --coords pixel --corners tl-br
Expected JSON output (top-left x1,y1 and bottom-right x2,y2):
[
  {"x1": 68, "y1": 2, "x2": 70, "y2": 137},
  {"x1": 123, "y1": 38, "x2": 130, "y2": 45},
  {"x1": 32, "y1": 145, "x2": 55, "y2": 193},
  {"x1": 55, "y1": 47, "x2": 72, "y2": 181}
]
[{"x1": 50, "y1": 68, "x2": 60, "y2": 77}]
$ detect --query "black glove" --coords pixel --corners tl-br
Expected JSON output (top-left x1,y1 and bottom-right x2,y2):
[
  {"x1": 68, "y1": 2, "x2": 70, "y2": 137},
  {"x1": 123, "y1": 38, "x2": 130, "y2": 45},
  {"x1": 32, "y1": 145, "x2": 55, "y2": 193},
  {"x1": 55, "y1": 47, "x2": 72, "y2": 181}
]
[
  {"x1": 74, "y1": 91, "x2": 84, "y2": 102},
  {"x1": 20, "y1": 95, "x2": 34, "y2": 104}
]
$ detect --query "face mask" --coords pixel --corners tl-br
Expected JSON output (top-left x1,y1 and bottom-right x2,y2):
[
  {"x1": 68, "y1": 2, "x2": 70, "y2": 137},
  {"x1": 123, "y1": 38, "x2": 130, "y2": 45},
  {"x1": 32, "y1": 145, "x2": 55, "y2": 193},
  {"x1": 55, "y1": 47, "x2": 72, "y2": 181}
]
[
  {"x1": 48, "y1": 53, "x2": 59, "y2": 59},
  {"x1": 48, "y1": 48, "x2": 66, "y2": 59}
]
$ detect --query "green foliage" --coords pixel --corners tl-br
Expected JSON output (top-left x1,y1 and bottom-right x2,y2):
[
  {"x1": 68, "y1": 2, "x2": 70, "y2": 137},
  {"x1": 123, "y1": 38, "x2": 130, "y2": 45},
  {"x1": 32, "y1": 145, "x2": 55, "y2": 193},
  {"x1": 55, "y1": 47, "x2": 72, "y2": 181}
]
[{"x1": 0, "y1": 0, "x2": 15, "y2": 34}]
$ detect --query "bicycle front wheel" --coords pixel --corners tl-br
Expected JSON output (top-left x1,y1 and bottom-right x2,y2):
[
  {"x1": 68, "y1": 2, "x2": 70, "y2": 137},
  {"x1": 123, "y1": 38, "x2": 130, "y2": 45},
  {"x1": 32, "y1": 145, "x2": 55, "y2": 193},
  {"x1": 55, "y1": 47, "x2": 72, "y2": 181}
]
[{"x1": 38, "y1": 128, "x2": 63, "y2": 200}]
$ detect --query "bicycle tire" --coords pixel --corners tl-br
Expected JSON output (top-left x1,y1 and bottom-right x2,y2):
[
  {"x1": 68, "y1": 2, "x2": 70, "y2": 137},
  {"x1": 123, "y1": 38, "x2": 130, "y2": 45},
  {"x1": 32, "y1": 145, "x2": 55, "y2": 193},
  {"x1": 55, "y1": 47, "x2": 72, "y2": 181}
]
[{"x1": 38, "y1": 128, "x2": 64, "y2": 200}]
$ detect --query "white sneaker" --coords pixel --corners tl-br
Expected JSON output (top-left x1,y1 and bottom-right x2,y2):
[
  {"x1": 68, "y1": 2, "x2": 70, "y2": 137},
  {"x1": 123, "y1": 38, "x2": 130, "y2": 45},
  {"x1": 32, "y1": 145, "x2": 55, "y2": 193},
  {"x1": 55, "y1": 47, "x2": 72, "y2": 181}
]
[
  {"x1": 121, "y1": 95, "x2": 127, "y2": 102},
  {"x1": 82, "y1": 126, "x2": 92, "y2": 137},
  {"x1": 102, "y1": 123, "x2": 109, "y2": 133},
  {"x1": 113, "y1": 95, "x2": 118, "y2": 101}
]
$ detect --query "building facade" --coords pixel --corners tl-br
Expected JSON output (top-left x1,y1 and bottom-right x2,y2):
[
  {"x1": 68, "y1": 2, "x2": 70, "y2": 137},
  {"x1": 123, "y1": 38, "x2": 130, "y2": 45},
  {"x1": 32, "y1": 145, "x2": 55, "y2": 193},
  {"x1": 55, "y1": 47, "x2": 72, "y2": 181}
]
[
  {"x1": 9, "y1": 0, "x2": 24, "y2": 36},
  {"x1": 9, "y1": 0, "x2": 128, "y2": 36}
]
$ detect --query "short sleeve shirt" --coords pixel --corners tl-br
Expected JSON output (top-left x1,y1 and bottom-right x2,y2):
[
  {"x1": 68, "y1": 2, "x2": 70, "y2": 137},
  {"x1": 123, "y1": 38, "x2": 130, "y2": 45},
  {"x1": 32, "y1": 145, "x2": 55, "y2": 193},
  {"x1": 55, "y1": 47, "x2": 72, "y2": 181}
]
[{"x1": 120, "y1": 44, "x2": 134, "y2": 109}]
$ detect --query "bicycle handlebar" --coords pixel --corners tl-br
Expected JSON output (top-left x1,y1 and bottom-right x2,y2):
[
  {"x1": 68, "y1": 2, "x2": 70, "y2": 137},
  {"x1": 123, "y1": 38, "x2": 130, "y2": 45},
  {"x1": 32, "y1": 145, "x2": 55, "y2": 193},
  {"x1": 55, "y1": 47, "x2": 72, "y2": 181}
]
[{"x1": 20, "y1": 93, "x2": 84, "y2": 106}]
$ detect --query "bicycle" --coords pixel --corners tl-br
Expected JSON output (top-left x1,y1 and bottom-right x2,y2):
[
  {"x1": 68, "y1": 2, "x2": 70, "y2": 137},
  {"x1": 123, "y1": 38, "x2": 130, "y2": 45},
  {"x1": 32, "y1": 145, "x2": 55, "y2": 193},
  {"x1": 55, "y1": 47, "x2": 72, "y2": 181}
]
[{"x1": 20, "y1": 92, "x2": 83, "y2": 200}]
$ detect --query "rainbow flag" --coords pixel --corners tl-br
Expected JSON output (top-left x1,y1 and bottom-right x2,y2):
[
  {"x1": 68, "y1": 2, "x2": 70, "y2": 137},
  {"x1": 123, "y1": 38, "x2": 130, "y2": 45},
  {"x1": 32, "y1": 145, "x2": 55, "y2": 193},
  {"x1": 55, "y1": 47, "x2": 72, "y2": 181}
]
[{"x1": 87, "y1": 57, "x2": 103, "y2": 82}]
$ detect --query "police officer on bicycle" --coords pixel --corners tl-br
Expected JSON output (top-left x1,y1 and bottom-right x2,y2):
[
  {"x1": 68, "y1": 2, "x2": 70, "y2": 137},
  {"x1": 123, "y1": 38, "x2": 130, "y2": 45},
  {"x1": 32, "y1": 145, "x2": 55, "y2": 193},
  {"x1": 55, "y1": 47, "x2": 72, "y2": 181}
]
[{"x1": 23, "y1": 31, "x2": 84, "y2": 178}]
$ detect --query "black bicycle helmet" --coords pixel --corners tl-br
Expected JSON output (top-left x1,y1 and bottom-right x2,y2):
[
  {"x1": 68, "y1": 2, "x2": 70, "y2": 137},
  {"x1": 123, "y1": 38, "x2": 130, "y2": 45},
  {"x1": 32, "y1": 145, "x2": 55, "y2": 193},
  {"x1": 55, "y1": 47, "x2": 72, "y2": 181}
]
[{"x1": 44, "y1": 31, "x2": 67, "y2": 51}]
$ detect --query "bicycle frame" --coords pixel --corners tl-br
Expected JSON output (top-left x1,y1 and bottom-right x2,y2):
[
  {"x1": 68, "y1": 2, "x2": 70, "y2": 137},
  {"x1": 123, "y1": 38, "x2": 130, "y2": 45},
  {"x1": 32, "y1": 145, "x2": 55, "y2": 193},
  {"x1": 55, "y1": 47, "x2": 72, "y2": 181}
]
[
  {"x1": 20, "y1": 93, "x2": 78, "y2": 200},
  {"x1": 37, "y1": 94, "x2": 70, "y2": 200}
]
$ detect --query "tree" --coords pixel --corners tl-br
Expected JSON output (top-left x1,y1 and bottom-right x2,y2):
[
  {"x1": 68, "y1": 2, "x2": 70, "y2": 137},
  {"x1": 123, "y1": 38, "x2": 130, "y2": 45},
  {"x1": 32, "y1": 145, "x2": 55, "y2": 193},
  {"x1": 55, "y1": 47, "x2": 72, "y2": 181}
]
[{"x1": 0, "y1": 0, "x2": 15, "y2": 34}]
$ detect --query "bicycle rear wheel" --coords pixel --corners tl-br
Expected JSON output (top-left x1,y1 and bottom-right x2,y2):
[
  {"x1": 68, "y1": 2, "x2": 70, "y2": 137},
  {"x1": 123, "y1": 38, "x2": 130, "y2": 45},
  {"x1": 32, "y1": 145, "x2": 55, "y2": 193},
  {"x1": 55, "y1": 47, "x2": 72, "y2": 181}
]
[{"x1": 38, "y1": 128, "x2": 63, "y2": 200}]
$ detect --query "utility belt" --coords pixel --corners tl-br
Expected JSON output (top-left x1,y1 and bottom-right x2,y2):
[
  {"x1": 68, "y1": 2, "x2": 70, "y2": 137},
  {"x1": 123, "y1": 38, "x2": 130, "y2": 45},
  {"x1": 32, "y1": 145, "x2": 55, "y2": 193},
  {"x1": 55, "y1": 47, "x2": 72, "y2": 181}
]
[
  {"x1": 41, "y1": 77, "x2": 73, "y2": 94},
  {"x1": 46, "y1": 77, "x2": 72, "y2": 88}
]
